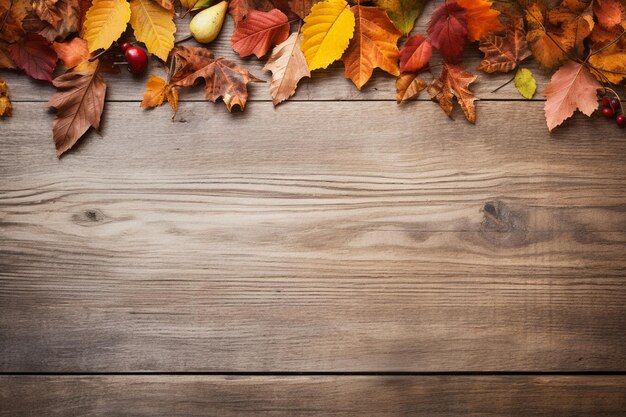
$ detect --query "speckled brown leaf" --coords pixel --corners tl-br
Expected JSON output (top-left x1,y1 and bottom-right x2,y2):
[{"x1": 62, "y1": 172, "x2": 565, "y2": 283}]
[
  {"x1": 171, "y1": 46, "x2": 263, "y2": 111},
  {"x1": 478, "y1": 16, "x2": 530, "y2": 74},
  {"x1": 396, "y1": 72, "x2": 426, "y2": 102}
]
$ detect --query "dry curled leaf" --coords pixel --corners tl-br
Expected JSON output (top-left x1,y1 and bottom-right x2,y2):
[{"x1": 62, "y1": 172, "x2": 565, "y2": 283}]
[
  {"x1": 141, "y1": 74, "x2": 179, "y2": 114},
  {"x1": 0, "y1": 78, "x2": 12, "y2": 117},
  {"x1": 48, "y1": 69, "x2": 107, "y2": 156},
  {"x1": 231, "y1": 8, "x2": 290, "y2": 58},
  {"x1": 341, "y1": 5, "x2": 402, "y2": 89},
  {"x1": 543, "y1": 60, "x2": 601, "y2": 131},
  {"x1": 428, "y1": 63, "x2": 477, "y2": 123},
  {"x1": 396, "y1": 72, "x2": 426, "y2": 102},
  {"x1": 171, "y1": 46, "x2": 263, "y2": 111},
  {"x1": 0, "y1": 0, "x2": 29, "y2": 42},
  {"x1": 478, "y1": 16, "x2": 531, "y2": 74},
  {"x1": 263, "y1": 31, "x2": 310, "y2": 105}
]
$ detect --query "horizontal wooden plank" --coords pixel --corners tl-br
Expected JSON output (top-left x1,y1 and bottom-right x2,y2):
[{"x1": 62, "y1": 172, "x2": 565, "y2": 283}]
[
  {"x1": 0, "y1": 2, "x2": 551, "y2": 102},
  {"x1": 1, "y1": 101, "x2": 626, "y2": 372},
  {"x1": 2, "y1": 376, "x2": 626, "y2": 416}
]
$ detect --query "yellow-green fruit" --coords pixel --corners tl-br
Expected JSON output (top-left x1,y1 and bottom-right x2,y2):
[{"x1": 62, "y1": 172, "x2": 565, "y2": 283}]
[{"x1": 189, "y1": 0, "x2": 228, "y2": 44}]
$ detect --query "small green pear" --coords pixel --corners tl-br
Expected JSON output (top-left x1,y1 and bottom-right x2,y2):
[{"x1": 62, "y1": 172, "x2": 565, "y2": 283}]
[{"x1": 189, "y1": 0, "x2": 228, "y2": 44}]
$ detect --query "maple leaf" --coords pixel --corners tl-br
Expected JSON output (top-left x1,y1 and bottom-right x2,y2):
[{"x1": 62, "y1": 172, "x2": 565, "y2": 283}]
[
  {"x1": 477, "y1": 15, "x2": 531, "y2": 74},
  {"x1": 0, "y1": 78, "x2": 11, "y2": 117},
  {"x1": 287, "y1": 0, "x2": 318, "y2": 19},
  {"x1": 373, "y1": 0, "x2": 429, "y2": 35},
  {"x1": 0, "y1": 41, "x2": 14, "y2": 68},
  {"x1": 130, "y1": 0, "x2": 175, "y2": 61},
  {"x1": 231, "y1": 9, "x2": 290, "y2": 58},
  {"x1": 48, "y1": 68, "x2": 107, "y2": 156},
  {"x1": 341, "y1": 5, "x2": 401, "y2": 89},
  {"x1": 543, "y1": 61, "x2": 601, "y2": 131},
  {"x1": 52, "y1": 36, "x2": 97, "y2": 72},
  {"x1": 141, "y1": 74, "x2": 178, "y2": 113},
  {"x1": 593, "y1": 0, "x2": 624, "y2": 29},
  {"x1": 427, "y1": 1, "x2": 467, "y2": 63},
  {"x1": 9, "y1": 32, "x2": 58, "y2": 81},
  {"x1": 171, "y1": 46, "x2": 263, "y2": 111},
  {"x1": 399, "y1": 32, "x2": 431, "y2": 73},
  {"x1": 396, "y1": 72, "x2": 426, "y2": 102},
  {"x1": 263, "y1": 31, "x2": 310, "y2": 105},
  {"x1": 456, "y1": 0, "x2": 503, "y2": 42},
  {"x1": 83, "y1": 0, "x2": 131, "y2": 53},
  {"x1": 301, "y1": 0, "x2": 355, "y2": 70},
  {"x1": 0, "y1": 0, "x2": 29, "y2": 42},
  {"x1": 427, "y1": 63, "x2": 477, "y2": 123}
]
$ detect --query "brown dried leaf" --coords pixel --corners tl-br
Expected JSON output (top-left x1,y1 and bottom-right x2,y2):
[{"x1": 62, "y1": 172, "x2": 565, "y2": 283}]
[
  {"x1": 263, "y1": 31, "x2": 310, "y2": 105},
  {"x1": 428, "y1": 63, "x2": 477, "y2": 123},
  {"x1": 141, "y1": 74, "x2": 179, "y2": 114},
  {"x1": 396, "y1": 72, "x2": 426, "y2": 103},
  {"x1": 0, "y1": 77, "x2": 12, "y2": 116},
  {"x1": 478, "y1": 15, "x2": 531, "y2": 74}
]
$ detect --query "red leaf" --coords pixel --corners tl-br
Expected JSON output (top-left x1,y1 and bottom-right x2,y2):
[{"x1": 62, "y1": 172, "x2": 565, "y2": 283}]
[
  {"x1": 9, "y1": 33, "x2": 57, "y2": 81},
  {"x1": 427, "y1": 1, "x2": 467, "y2": 63},
  {"x1": 399, "y1": 32, "x2": 432, "y2": 73},
  {"x1": 231, "y1": 9, "x2": 290, "y2": 58}
]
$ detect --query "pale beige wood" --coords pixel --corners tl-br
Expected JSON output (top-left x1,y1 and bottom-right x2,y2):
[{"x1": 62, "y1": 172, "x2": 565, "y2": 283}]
[
  {"x1": 1, "y1": 101, "x2": 626, "y2": 372},
  {"x1": 0, "y1": 1, "x2": 550, "y2": 102},
  {"x1": 2, "y1": 376, "x2": 626, "y2": 416}
]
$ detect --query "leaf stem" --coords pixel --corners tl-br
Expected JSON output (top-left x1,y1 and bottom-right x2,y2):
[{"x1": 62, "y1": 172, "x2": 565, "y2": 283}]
[{"x1": 491, "y1": 74, "x2": 515, "y2": 93}]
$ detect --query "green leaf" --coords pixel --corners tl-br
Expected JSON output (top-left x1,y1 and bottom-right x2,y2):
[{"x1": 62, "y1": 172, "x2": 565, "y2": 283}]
[
  {"x1": 514, "y1": 67, "x2": 536, "y2": 100},
  {"x1": 373, "y1": 0, "x2": 429, "y2": 35}
]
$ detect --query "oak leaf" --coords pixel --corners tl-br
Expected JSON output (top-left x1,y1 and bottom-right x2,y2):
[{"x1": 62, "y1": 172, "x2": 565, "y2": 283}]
[
  {"x1": 48, "y1": 69, "x2": 107, "y2": 156},
  {"x1": 130, "y1": 0, "x2": 175, "y2": 61},
  {"x1": 9, "y1": 32, "x2": 58, "y2": 81},
  {"x1": 263, "y1": 32, "x2": 310, "y2": 105},
  {"x1": 427, "y1": 63, "x2": 477, "y2": 123},
  {"x1": 427, "y1": 1, "x2": 467, "y2": 63},
  {"x1": 477, "y1": 15, "x2": 530, "y2": 73},
  {"x1": 83, "y1": 0, "x2": 131, "y2": 53},
  {"x1": 396, "y1": 72, "x2": 426, "y2": 102},
  {"x1": 456, "y1": 0, "x2": 503, "y2": 42},
  {"x1": 373, "y1": 0, "x2": 429, "y2": 35},
  {"x1": 171, "y1": 46, "x2": 263, "y2": 111},
  {"x1": 141, "y1": 74, "x2": 178, "y2": 113},
  {"x1": 543, "y1": 60, "x2": 600, "y2": 131},
  {"x1": 231, "y1": 9, "x2": 290, "y2": 58},
  {"x1": 52, "y1": 36, "x2": 97, "y2": 72},
  {"x1": 341, "y1": 5, "x2": 401, "y2": 89},
  {"x1": 399, "y1": 32, "x2": 431, "y2": 73},
  {"x1": 0, "y1": 78, "x2": 11, "y2": 117},
  {"x1": 301, "y1": 0, "x2": 355, "y2": 70}
]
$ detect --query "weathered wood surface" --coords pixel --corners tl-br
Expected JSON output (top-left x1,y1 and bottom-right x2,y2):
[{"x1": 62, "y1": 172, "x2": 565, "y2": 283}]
[
  {"x1": 2, "y1": 102, "x2": 626, "y2": 373},
  {"x1": 2, "y1": 376, "x2": 626, "y2": 416},
  {"x1": 0, "y1": 1, "x2": 553, "y2": 102}
]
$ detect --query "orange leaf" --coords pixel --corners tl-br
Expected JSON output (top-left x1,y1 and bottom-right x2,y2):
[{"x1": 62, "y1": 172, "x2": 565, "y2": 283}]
[
  {"x1": 477, "y1": 15, "x2": 530, "y2": 73},
  {"x1": 341, "y1": 5, "x2": 401, "y2": 89},
  {"x1": 0, "y1": 78, "x2": 12, "y2": 117},
  {"x1": 427, "y1": 63, "x2": 477, "y2": 123},
  {"x1": 141, "y1": 74, "x2": 179, "y2": 114},
  {"x1": 231, "y1": 8, "x2": 290, "y2": 58},
  {"x1": 52, "y1": 37, "x2": 97, "y2": 72},
  {"x1": 593, "y1": 0, "x2": 624, "y2": 29},
  {"x1": 456, "y1": 0, "x2": 504, "y2": 42}
]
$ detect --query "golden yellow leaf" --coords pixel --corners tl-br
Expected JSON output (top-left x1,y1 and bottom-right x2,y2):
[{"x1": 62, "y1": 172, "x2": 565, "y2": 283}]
[
  {"x1": 301, "y1": 0, "x2": 355, "y2": 70},
  {"x1": 589, "y1": 52, "x2": 626, "y2": 84},
  {"x1": 83, "y1": 0, "x2": 131, "y2": 53},
  {"x1": 130, "y1": 0, "x2": 175, "y2": 61},
  {"x1": 141, "y1": 74, "x2": 179, "y2": 113}
]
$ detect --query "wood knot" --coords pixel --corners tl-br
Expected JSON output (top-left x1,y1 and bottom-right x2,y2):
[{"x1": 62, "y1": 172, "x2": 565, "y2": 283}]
[
  {"x1": 72, "y1": 208, "x2": 107, "y2": 226},
  {"x1": 480, "y1": 200, "x2": 529, "y2": 247}
]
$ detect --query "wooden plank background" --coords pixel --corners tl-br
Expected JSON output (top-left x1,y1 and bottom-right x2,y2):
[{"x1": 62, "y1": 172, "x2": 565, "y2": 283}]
[{"x1": 1, "y1": 2, "x2": 626, "y2": 414}]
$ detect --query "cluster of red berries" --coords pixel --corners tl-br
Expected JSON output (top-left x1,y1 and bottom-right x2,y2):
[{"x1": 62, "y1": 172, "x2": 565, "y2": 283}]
[{"x1": 601, "y1": 95, "x2": 625, "y2": 128}]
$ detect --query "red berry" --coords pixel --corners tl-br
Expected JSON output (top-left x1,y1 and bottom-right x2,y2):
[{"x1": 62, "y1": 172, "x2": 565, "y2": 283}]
[
  {"x1": 120, "y1": 42, "x2": 131, "y2": 52},
  {"x1": 124, "y1": 46, "x2": 148, "y2": 74},
  {"x1": 602, "y1": 107, "x2": 614, "y2": 118},
  {"x1": 602, "y1": 96, "x2": 611, "y2": 107},
  {"x1": 617, "y1": 114, "x2": 626, "y2": 127},
  {"x1": 611, "y1": 99, "x2": 621, "y2": 110}
]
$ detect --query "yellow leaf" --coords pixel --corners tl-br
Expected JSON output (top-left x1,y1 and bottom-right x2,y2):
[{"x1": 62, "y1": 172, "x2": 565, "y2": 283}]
[
  {"x1": 83, "y1": 0, "x2": 131, "y2": 53},
  {"x1": 141, "y1": 74, "x2": 179, "y2": 113},
  {"x1": 589, "y1": 52, "x2": 626, "y2": 84},
  {"x1": 130, "y1": 0, "x2": 175, "y2": 61},
  {"x1": 301, "y1": 0, "x2": 355, "y2": 70}
]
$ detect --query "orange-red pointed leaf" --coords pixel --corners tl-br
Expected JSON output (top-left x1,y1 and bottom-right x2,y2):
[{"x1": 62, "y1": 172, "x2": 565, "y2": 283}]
[
  {"x1": 399, "y1": 32, "x2": 431, "y2": 73},
  {"x1": 231, "y1": 8, "x2": 290, "y2": 58},
  {"x1": 456, "y1": 0, "x2": 503, "y2": 42}
]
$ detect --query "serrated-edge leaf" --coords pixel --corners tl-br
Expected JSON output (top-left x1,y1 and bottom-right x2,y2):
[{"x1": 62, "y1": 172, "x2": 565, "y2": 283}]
[
  {"x1": 83, "y1": 0, "x2": 131, "y2": 52},
  {"x1": 130, "y1": 0, "x2": 175, "y2": 61}
]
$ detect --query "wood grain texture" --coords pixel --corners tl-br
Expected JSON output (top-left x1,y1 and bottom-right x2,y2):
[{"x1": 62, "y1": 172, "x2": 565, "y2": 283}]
[
  {"x1": 0, "y1": 1, "x2": 551, "y2": 102},
  {"x1": 2, "y1": 376, "x2": 626, "y2": 416},
  {"x1": 2, "y1": 101, "x2": 626, "y2": 372}
]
